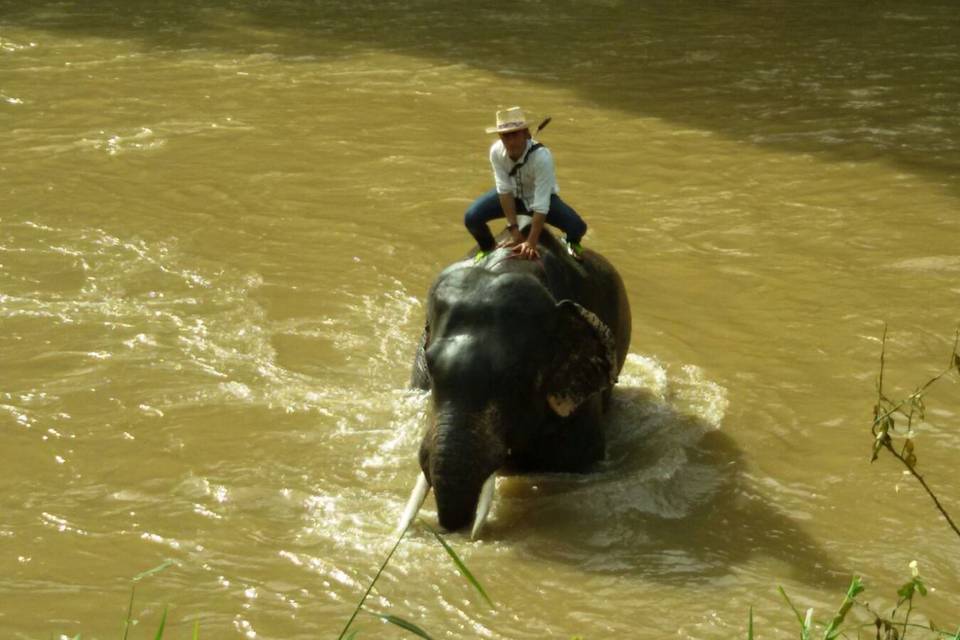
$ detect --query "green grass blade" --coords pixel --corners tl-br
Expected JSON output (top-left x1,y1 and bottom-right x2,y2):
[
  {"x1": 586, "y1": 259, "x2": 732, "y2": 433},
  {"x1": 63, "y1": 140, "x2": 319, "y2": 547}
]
[
  {"x1": 192, "y1": 620, "x2": 200, "y2": 640},
  {"x1": 376, "y1": 614, "x2": 436, "y2": 639},
  {"x1": 427, "y1": 526, "x2": 494, "y2": 608},
  {"x1": 122, "y1": 584, "x2": 137, "y2": 640},
  {"x1": 822, "y1": 576, "x2": 864, "y2": 640},
  {"x1": 344, "y1": 631, "x2": 360, "y2": 640},
  {"x1": 337, "y1": 522, "x2": 411, "y2": 640},
  {"x1": 124, "y1": 561, "x2": 172, "y2": 640},
  {"x1": 777, "y1": 586, "x2": 805, "y2": 627},
  {"x1": 748, "y1": 606, "x2": 754, "y2": 640},
  {"x1": 153, "y1": 607, "x2": 168, "y2": 640},
  {"x1": 133, "y1": 560, "x2": 174, "y2": 583}
]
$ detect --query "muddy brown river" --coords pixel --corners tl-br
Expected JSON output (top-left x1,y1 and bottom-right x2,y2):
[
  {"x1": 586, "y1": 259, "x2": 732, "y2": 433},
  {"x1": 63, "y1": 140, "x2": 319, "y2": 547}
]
[{"x1": 2, "y1": 1, "x2": 959, "y2": 638}]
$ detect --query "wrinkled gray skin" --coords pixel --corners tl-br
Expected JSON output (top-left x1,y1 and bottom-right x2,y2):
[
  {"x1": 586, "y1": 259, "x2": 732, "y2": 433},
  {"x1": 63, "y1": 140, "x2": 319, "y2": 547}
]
[{"x1": 410, "y1": 226, "x2": 631, "y2": 532}]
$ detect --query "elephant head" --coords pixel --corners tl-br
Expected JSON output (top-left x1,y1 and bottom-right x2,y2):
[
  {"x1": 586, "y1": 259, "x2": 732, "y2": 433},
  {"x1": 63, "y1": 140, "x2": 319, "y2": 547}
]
[{"x1": 399, "y1": 265, "x2": 618, "y2": 537}]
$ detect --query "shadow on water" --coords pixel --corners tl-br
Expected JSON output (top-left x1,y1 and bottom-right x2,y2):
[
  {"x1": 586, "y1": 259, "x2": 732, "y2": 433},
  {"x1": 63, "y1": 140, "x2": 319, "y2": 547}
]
[
  {"x1": 490, "y1": 385, "x2": 848, "y2": 591},
  {"x1": 3, "y1": 0, "x2": 959, "y2": 193}
]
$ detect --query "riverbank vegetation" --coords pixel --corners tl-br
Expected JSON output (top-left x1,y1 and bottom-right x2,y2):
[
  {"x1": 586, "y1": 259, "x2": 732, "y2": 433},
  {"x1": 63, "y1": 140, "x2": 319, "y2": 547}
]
[{"x1": 751, "y1": 327, "x2": 960, "y2": 640}]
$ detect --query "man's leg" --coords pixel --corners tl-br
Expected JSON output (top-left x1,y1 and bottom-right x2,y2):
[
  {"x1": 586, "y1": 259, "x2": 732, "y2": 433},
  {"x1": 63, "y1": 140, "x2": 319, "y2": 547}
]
[
  {"x1": 464, "y1": 188, "x2": 506, "y2": 252},
  {"x1": 545, "y1": 195, "x2": 587, "y2": 244}
]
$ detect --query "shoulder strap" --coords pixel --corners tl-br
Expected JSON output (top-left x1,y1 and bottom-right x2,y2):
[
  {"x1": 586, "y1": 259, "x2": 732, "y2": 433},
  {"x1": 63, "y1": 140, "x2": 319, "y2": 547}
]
[{"x1": 508, "y1": 143, "x2": 545, "y2": 177}]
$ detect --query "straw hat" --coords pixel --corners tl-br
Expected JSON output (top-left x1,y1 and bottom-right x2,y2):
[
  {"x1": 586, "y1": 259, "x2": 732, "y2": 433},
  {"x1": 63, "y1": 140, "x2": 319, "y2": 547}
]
[{"x1": 485, "y1": 106, "x2": 531, "y2": 134}]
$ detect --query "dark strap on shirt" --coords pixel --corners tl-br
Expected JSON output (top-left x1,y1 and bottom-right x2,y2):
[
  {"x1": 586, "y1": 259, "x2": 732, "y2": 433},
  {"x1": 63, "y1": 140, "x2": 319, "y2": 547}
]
[{"x1": 508, "y1": 143, "x2": 544, "y2": 177}]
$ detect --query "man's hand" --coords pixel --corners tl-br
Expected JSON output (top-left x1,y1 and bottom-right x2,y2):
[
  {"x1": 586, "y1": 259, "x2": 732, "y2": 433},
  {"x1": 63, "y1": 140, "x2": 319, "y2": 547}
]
[
  {"x1": 517, "y1": 212, "x2": 546, "y2": 260},
  {"x1": 513, "y1": 240, "x2": 540, "y2": 260},
  {"x1": 497, "y1": 227, "x2": 524, "y2": 248}
]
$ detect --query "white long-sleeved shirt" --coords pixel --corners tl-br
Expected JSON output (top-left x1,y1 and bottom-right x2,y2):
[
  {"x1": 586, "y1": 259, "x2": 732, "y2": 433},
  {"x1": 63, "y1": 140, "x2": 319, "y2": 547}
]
[{"x1": 489, "y1": 138, "x2": 559, "y2": 215}]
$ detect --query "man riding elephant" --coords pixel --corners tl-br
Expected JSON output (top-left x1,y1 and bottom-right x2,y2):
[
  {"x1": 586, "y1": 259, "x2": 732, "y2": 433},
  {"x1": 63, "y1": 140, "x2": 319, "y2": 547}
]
[{"x1": 464, "y1": 106, "x2": 588, "y2": 262}]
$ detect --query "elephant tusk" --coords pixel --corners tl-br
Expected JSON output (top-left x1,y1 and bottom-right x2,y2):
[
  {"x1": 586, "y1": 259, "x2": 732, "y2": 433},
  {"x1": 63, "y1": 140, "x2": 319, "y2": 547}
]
[
  {"x1": 470, "y1": 475, "x2": 497, "y2": 540},
  {"x1": 396, "y1": 472, "x2": 430, "y2": 536}
]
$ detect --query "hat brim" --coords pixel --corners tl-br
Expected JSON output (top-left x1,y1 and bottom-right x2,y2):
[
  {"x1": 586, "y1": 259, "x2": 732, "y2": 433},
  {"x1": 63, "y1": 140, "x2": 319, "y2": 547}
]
[{"x1": 486, "y1": 123, "x2": 530, "y2": 134}]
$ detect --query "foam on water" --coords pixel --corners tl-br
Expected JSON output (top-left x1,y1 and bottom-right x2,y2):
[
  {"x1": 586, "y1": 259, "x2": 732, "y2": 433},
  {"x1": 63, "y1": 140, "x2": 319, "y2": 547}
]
[
  {"x1": 1, "y1": 220, "x2": 427, "y2": 417},
  {"x1": 297, "y1": 352, "x2": 734, "y2": 637},
  {"x1": 369, "y1": 351, "x2": 730, "y2": 538}
]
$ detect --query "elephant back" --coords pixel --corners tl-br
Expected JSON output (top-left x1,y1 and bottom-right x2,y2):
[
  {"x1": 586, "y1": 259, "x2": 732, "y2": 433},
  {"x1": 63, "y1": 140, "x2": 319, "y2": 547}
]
[
  {"x1": 420, "y1": 227, "x2": 632, "y2": 381},
  {"x1": 535, "y1": 233, "x2": 631, "y2": 374},
  {"x1": 477, "y1": 229, "x2": 631, "y2": 375}
]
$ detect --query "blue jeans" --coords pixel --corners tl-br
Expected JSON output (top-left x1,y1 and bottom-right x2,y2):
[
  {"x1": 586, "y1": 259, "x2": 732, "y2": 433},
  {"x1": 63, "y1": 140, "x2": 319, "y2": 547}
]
[{"x1": 464, "y1": 188, "x2": 587, "y2": 252}]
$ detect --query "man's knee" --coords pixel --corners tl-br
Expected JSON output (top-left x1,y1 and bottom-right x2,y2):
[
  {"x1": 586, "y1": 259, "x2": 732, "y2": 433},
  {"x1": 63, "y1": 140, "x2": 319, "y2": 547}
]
[
  {"x1": 465, "y1": 192, "x2": 498, "y2": 228},
  {"x1": 575, "y1": 217, "x2": 588, "y2": 238},
  {"x1": 553, "y1": 203, "x2": 587, "y2": 240},
  {"x1": 464, "y1": 202, "x2": 485, "y2": 230}
]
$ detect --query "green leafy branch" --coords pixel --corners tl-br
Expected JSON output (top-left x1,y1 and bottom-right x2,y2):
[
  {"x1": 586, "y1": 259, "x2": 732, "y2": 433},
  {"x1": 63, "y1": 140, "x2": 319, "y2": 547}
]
[
  {"x1": 764, "y1": 570, "x2": 959, "y2": 640},
  {"x1": 871, "y1": 326, "x2": 960, "y2": 541},
  {"x1": 749, "y1": 328, "x2": 960, "y2": 640}
]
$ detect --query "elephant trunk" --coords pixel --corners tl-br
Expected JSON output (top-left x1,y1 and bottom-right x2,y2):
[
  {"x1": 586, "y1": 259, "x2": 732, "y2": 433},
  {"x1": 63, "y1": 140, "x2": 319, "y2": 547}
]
[
  {"x1": 425, "y1": 408, "x2": 505, "y2": 533},
  {"x1": 431, "y1": 438, "x2": 486, "y2": 532}
]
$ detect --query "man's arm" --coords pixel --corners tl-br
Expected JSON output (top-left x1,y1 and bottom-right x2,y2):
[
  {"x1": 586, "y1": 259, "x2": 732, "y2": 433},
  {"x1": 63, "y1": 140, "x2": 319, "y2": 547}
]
[
  {"x1": 514, "y1": 147, "x2": 554, "y2": 259},
  {"x1": 498, "y1": 193, "x2": 524, "y2": 244},
  {"x1": 491, "y1": 141, "x2": 524, "y2": 245},
  {"x1": 516, "y1": 212, "x2": 545, "y2": 260}
]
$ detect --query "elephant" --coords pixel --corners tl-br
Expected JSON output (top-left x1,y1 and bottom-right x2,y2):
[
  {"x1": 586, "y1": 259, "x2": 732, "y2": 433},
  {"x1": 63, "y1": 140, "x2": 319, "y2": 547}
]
[{"x1": 399, "y1": 221, "x2": 631, "y2": 538}]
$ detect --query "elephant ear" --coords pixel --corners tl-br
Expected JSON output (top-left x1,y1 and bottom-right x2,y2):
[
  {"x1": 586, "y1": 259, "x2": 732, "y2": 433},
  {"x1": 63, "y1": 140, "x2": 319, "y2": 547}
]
[
  {"x1": 410, "y1": 322, "x2": 432, "y2": 390},
  {"x1": 544, "y1": 300, "x2": 619, "y2": 417}
]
